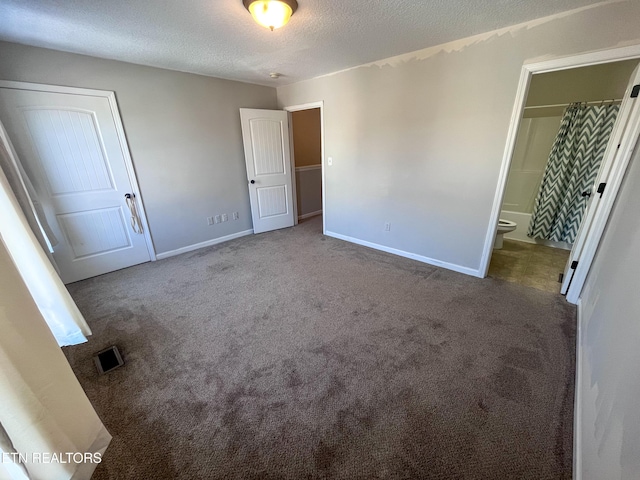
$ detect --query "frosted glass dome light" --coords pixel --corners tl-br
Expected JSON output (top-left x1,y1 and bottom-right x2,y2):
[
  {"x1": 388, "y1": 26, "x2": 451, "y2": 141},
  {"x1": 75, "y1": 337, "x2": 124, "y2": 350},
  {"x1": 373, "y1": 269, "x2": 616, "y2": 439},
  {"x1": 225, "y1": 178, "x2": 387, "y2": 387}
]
[{"x1": 244, "y1": 0, "x2": 298, "y2": 31}]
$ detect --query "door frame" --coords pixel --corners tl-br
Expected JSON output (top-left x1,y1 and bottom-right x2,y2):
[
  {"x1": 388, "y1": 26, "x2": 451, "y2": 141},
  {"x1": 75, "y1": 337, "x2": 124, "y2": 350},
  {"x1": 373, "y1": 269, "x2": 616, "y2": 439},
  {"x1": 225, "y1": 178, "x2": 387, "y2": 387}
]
[
  {"x1": 283, "y1": 101, "x2": 326, "y2": 235},
  {"x1": 0, "y1": 80, "x2": 157, "y2": 261},
  {"x1": 479, "y1": 44, "x2": 640, "y2": 302}
]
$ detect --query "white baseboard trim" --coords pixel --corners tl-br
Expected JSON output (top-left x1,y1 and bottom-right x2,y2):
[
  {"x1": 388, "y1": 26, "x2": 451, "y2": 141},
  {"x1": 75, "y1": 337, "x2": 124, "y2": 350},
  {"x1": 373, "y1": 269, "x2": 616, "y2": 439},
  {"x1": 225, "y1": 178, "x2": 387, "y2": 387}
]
[
  {"x1": 573, "y1": 299, "x2": 584, "y2": 480},
  {"x1": 298, "y1": 210, "x2": 323, "y2": 220},
  {"x1": 324, "y1": 231, "x2": 482, "y2": 277},
  {"x1": 156, "y1": 229, "x2": 254, "y2": 260}
]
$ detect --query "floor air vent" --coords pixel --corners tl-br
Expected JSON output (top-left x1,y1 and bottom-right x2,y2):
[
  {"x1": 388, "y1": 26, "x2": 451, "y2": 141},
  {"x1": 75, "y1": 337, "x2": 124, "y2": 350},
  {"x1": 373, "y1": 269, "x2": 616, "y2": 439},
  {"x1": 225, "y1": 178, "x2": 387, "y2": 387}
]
[{"x1": 94, "y1": 346, "x2": 125, "y2": 375}]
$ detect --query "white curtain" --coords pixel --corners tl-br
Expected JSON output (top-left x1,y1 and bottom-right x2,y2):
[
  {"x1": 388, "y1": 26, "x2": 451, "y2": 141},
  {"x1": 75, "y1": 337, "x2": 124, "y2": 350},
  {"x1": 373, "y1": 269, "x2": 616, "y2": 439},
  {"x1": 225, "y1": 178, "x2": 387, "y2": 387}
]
[
  {"x1": 0, "y1": 237, "x2": 111, "y2": 480},
  {"x1": 0, "y1": 122, "x2": 91, "y2": 346},
  {"x1": 0, "y1": 122, "x2": 58, "y2": 258}
]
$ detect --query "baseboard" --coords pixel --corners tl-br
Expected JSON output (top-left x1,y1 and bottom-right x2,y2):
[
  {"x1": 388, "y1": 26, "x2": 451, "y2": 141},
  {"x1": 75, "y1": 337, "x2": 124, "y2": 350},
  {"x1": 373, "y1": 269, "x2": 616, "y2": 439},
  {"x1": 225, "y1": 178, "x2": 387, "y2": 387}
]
[
  {"x1": 156, "y1": 229, "x2": 254, "y2": 260},
  {"x1": 298, "y1": 210, "x2": 323, "y2": 220},
  {"x1": 573, "y1": 299, "x2": 584, "y2": 480},
  {"x1": 324, "y1": 231, "x2": 482, "y2": 277}
]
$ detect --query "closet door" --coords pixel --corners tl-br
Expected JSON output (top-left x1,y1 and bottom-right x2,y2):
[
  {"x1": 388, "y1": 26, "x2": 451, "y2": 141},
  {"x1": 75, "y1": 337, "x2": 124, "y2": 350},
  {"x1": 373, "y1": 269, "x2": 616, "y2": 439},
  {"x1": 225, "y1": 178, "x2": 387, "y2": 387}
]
[{"x1": 0, "y1": 86, "x2": 153, "y2": 283}]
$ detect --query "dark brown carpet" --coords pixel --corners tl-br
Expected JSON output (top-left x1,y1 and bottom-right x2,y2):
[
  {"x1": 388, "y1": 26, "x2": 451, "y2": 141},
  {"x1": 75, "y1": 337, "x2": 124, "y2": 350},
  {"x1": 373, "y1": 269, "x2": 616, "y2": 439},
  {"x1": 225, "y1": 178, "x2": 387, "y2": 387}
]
[{"x1": 64, "y1": 216, "x2": 576, "y2": 479}]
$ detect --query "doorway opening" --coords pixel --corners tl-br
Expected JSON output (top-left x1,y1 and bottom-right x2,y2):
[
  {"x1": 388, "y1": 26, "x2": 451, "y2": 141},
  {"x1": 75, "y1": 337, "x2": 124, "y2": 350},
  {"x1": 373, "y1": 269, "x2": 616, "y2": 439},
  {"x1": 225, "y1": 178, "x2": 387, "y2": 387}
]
[
  {"x1": 488, "y1": 60, "x2": 639, "y2": 293},
  {"x1": 239, "y1": 102, "x2": 325, "y2": 236},
  {"x1": 481, "y1": 45, "x2": 640, "y2": 303},
  {"x1": 285, "y1": 102, "x2": 325, "y2": 235}
]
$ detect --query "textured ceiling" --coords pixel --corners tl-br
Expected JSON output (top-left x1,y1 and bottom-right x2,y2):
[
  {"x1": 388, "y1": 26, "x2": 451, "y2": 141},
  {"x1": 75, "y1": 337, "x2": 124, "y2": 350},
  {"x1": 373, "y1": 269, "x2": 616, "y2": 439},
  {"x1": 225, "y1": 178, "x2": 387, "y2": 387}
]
[{"x1": 0, "y1": 0, "x2": 609, "y2": 86}]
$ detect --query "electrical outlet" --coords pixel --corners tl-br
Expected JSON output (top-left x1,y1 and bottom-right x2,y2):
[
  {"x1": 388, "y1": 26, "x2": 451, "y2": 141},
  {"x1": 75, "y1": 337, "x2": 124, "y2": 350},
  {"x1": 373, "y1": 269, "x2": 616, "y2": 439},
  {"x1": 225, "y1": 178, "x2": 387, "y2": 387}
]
[
  {"x1": 384, "y1": 222, "x2": 391, "y2": 232},
  {"x1": 232, "y1": 212, "x2": 239, "y2": 220},
  {"x1": 221, "y1": 213, "x2": 228, "y2": 222},
  {"x1": 207, "y1": 216, "x2": 214, "y2": 226},
  {"x1": 214, "y1": 215, "x2": 222, "y2": 224}
]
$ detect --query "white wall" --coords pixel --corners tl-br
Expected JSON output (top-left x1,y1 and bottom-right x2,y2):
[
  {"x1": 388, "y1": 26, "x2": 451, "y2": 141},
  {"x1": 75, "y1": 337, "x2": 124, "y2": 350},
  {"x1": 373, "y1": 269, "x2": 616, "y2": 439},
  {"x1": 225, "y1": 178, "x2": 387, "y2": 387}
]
[
  {"x1": 503, "y1": 116, "x2": 562, "y2": 213},
  {"x1": 276, "y1": 1, "x2": 640, "y2": 274},
  {"x1": 577, "y1": 137, "x2": 640, "y2": 480},
  {"x1": 0, "y1": 42, "x2": 277, "y2": 255}
]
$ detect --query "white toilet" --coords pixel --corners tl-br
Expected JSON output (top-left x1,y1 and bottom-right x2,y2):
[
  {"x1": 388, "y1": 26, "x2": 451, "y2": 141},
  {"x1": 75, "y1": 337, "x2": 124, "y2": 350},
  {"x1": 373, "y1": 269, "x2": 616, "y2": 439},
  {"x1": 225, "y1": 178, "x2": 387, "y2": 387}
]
[{"x1": 494, "y1": 219, "x2": 517, "y2": 249}]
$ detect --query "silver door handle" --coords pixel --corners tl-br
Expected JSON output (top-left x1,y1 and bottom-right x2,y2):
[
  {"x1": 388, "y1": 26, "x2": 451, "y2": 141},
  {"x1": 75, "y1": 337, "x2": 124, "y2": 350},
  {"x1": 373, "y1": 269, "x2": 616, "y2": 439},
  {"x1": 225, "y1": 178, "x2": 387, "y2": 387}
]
[{"x1": 125, "y1": 193, "x2": 144, "y2": 234}]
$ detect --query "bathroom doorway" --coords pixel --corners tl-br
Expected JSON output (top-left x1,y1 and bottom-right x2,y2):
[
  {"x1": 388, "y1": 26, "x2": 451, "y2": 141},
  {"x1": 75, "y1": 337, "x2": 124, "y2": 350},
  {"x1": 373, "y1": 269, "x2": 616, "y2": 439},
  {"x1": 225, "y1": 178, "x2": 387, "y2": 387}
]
[
  {"x1": 285, "y1": 103, "x2": 324, "y2": 233},
  {"x1": 488, "y1": 59, "x2": 640, "y2": 293}
]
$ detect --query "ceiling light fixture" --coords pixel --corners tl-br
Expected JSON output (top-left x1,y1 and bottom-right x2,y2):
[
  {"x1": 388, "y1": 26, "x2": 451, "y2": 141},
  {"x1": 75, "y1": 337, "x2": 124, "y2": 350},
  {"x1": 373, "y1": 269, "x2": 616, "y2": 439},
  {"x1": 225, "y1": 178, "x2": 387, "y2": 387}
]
[{"x1": 243, "y1": 0, "x2": 298, "y2": 31}]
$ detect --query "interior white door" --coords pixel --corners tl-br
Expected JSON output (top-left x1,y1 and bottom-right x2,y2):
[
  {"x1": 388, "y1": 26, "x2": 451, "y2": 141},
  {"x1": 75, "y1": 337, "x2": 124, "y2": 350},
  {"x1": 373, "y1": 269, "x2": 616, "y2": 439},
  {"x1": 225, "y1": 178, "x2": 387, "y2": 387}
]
[
  {"x1": 0, "y1": 88, "x2": 152, "y2": 284},
  {"x1": 560, "y1": 64, "x2": 640, "y2": 295},
  {"x1": 240, "y1": 108, "x2": 295, "y2": 234}
]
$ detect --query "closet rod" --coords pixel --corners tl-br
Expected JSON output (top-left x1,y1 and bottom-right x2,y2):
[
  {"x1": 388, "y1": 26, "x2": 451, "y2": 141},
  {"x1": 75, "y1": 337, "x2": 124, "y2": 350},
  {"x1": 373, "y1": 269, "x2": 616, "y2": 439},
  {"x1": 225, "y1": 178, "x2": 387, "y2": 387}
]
[{"x1": 524, "y1": 99, "x2": 622, "y2": 110}]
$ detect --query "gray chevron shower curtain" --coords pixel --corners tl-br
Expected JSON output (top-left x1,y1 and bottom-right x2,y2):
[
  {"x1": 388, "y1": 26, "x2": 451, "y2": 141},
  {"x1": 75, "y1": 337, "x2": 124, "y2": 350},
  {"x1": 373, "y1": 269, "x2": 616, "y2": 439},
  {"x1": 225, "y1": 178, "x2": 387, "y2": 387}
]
[{"x1": 527, "y1": 103, "x2": 619, "y2": 244}]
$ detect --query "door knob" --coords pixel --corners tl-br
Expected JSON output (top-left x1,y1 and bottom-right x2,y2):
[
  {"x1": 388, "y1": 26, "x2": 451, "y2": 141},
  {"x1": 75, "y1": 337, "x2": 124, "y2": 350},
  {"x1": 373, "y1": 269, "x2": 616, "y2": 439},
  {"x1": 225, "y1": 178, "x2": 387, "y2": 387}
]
[
  {"x1": 581, "y1": 190, "x2": 591, "y2": 198},
  {"x1": 250, "y1": 180, "x2": 255, "y2": 184}
]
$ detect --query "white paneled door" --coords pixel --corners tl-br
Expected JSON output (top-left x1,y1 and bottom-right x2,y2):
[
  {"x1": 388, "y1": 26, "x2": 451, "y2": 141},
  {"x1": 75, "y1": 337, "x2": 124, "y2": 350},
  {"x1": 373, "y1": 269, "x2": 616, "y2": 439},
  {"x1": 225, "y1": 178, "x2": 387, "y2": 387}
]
[
  {"x1": 0, "y1": 87, "x2": 152, "y2": 283},
  {"x1": 240, "y1": 109, "x2": 295, "y2": 234}
]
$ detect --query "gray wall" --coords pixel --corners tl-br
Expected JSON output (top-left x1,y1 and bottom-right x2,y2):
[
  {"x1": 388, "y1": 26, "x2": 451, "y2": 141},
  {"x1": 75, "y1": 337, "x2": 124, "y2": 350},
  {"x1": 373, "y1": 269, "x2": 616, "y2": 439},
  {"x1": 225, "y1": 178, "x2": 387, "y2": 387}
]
[
  {"x1": 295, "y1": 168, "x2": 322, "y2": 218},
  {"x1": 0, "y1": 42, "x2": 277, "y2": 255},
  {"x1": 578, "y1": 140, "x2": 640, "y2": 479},
  {"x1": 276, "y1": 1, "x2": 640, "y2": 274}
]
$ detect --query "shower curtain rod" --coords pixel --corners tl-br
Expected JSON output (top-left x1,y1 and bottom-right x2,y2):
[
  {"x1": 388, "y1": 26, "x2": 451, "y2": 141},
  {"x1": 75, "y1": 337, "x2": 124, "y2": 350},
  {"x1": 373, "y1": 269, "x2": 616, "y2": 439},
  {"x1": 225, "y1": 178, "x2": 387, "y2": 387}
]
[{"x1": 525, "y1": 99, "x2": 622, "y2": 110}]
